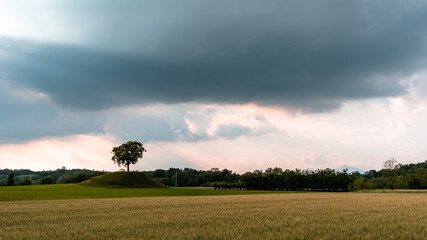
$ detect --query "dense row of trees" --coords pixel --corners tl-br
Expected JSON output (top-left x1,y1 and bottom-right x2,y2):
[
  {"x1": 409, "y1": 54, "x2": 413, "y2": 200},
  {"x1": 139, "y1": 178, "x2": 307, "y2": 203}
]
[
  {"x1": 0, "y1": 168, "x2": 105, "y2": 186},
  {"x1": 241, "y1": 168, "x2": 354, "y2": 191},
  {"x1": 145, "y1": 160, "x2": 426, "y2": 191},
  {"x1": 2, "y1": 160, "x2": 426, "y2": 191},
  {"x1": 353, "y1": 160, "x2": 427, "y2": 190},
  {"x1": 0, "y1": 167, "x2": 238, "y2": 187},
  {"x1": 213, "y1": 182, "x2": 244, "y2": 190},
  {"x1": 144, "y1": 168, "x2": 239, "y2": 187}
]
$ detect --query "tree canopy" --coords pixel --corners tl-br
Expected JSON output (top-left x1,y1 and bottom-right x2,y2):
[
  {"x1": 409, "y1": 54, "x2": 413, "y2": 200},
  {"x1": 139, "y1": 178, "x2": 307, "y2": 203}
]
[
  {"x1": 6, "y1": 171, "x2": 14, "y2": 186},
  {"x1": 112, "y1": 141, "x2": 147, "y2": 172}
]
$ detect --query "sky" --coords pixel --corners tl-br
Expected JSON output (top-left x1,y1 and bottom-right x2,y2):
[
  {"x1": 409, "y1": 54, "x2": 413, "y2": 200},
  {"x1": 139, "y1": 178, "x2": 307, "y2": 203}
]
[{"x1": 1, "y1": 0, "x2": 427, "y2": 173}]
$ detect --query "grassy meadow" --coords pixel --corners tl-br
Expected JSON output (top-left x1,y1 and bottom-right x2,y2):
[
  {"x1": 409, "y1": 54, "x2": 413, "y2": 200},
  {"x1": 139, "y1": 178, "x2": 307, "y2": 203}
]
[
  {"x1": 0, "y1": 184, "x2": 296, "y2": 201},
  {"x1": 0, "y1": 192, "x2": 426, "y2": 239}
]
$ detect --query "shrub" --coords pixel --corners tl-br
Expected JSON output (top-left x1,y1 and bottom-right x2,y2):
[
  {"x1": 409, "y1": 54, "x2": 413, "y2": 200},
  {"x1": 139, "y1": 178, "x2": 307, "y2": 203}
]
[
  {"x1": 21, "y1": 177, "x2": 32, "y2": 185},
  {"x1": 40, "y1": 177, "x2": 53, "y2": 184},
  {"x1": 349, "y1": 178, "x2": 374, "y2": 191}
]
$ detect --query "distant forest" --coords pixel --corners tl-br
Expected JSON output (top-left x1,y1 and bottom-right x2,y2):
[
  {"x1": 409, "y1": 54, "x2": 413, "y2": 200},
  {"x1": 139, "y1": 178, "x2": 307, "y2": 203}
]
[
  {"x1": 1, "y1": 160, "x2": 426, "y2": 191},
  {"x1": 0, "y1": 168, "x2": 105, "y2": 186}
]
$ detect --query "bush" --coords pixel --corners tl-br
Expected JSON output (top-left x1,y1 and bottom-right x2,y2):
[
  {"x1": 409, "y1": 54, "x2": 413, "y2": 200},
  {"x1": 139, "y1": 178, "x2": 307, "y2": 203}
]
[
  {"x1": 40, "y1": 177, "x2": 53, "y2": 184},
  {"x1": 349, "y1": 178, "x2": 374, "y2": 191},
  {"x1": 21, "y1": 177, "x2": 32, "y2": 185},
  {"x1": 213, "y1": 182, "x2": 244, "y2": 190}
]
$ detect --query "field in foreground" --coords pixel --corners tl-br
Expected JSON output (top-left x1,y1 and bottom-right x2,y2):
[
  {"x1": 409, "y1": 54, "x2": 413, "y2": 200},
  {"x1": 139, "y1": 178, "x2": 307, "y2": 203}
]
[
  {"x1": 0, "y1": 184, "x2": 294, "y2": 201},
  {"x1": 1, "y1": 193, "x2": 426, "y2": 239}
]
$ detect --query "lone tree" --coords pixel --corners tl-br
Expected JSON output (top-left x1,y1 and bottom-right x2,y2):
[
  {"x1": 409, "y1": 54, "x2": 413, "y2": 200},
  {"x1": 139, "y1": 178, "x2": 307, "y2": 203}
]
[
  {"x1": 112, "y1": 141, "x2": 147, "y2": 172},
  {"x1": 383, "y1": 157, "x2": 399, "y2": 170},
  {"x1": 7, "y1": 171, "x2": 15, "y2": 186}
]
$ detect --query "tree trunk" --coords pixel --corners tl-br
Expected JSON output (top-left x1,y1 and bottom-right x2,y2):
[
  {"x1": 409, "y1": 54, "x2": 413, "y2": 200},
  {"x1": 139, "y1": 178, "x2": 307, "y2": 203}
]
[{"x1": 127, "y1": 164, "x2": 129, "y2": 172}]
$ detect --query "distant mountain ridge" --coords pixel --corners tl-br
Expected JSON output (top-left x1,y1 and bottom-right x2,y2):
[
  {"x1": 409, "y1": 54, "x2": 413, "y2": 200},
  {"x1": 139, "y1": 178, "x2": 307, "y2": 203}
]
[{"x1": 335, "y1": 165, "x2": 365, "y2": 173}]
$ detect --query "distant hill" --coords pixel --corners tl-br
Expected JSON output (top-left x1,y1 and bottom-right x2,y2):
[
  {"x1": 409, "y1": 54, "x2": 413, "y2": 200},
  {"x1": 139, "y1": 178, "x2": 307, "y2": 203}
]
[
  {"x1": 335, "y1": 165, "x2": 365, "y2": 173},
  {"x1": 80, "y1": 172, "x2": 167, "y2": 188}
]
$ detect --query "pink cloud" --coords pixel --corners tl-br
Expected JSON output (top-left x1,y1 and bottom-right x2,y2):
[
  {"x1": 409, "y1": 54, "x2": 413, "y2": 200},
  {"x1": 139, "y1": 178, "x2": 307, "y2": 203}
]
[{"x1": 0, "y1": 135, "x2": 119, "y2": 171}]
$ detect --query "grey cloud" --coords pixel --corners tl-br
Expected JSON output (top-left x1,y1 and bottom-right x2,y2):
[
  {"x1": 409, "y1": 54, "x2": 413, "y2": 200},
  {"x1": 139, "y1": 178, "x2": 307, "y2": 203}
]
[
  {"x1": 0, "y1": 78, "x2": 262, "y2": 143},
  {"x1": 2, "y1": 0, "x2": 427, "y2": 112},
  {"x1": 0, "y1": 81, "x2": 106, "y2": 143},
  {"x1": 104, "y1": 113, "x2": 192, "y2": 143},
  {"x1": 216, "y1": 124, "x2": 253, "y2": 139},
  {"x1": 103, "y1": 110, "x2": 272, "y2": 143}
]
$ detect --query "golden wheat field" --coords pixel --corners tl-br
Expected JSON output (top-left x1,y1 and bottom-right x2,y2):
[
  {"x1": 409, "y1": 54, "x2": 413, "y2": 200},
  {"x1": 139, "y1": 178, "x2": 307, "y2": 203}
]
[{"x1": 0, "y1": 193, "x2": 426, "y2": 239}]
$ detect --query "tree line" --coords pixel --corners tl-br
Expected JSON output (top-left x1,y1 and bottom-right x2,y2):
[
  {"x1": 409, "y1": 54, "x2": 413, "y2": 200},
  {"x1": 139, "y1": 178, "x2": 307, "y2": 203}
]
[
  {"x1": 0, "y1": 167, "x2": 104, "y2": 186},
  {"x1": 144, "y1": 168, "x2": 240, "y2": 187},
  {"x1": 240, "y1": 168, "x2": 354, "y2": 191},
  {"x1": 352, "y1": 160, "x2": 427, "y2": 190},
  {"x1": 143, "y1": 160, "x2": 427, "y2": 191},
  {"x1": 1, "y1": 160, "x2": 426, "y2": 191}
]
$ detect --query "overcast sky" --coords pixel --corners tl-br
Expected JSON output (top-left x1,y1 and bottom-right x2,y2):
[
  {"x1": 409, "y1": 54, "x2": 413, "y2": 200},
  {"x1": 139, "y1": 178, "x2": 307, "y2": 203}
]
[{"x1": 1, "y1": 0, "x2": 427, "y2": 173}]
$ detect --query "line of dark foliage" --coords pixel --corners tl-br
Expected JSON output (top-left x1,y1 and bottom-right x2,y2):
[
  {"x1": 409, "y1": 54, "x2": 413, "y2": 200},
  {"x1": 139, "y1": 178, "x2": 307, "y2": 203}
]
[
  {"x1": 0, "y1": 168, "x2": 105, "y2": 186},
  {"x1": 213, "y1": 182, "x2": 245, "y2": 190},
  {"x1": 1, "y1": 161, "x2": 426, "y2": 190},
  {"x1": 143, "y1": 168, "x2": 240, "y2": 187},
  {"x1": 240, "y1": 168, "x2": 354, "y2": 191},
  {"x1": 146, "y1": 167, "x2": 355, "y2": 191},
  {"x1": 355, "y1": 160, "x2": 427, "y2": 190},
  {"x1": 144, "y1": 167, "x2": 353, "y2": 191},
  {"x1": 144, "y1": 161, "x2": 427, "y2": 191}
]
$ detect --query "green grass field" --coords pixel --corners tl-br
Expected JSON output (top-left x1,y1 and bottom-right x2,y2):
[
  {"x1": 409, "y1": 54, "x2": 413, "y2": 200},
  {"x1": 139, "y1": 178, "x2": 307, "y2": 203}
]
[
  {"x1": 1, "y1": 192, "x2": 426, "y2": 239},
  {"x1": 357, "y1": 189, "x2": 427, "y2": 193},
  {"x1": 0, "y1": 184, "x2": 301, "y2": 201}
]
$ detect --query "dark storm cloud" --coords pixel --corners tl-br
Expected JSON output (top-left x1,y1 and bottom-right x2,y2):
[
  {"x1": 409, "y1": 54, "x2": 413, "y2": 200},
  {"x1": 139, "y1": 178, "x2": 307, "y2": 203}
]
[
  {"x1": 0, "y1": 80, "x2": 106, "y2": 143},
  {"x1": 0, "y1": 79, "x2": 255, "y2": 143},
  {"x1": 2, "y1": 0, "x2": 427, "y2": 112}
]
